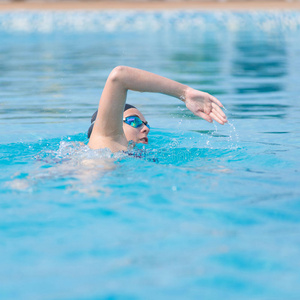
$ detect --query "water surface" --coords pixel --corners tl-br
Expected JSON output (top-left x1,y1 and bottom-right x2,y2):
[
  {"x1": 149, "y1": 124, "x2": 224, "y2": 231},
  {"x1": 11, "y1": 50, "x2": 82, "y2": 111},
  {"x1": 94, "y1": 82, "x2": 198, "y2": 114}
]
[{"x1": 0, "y1": 11, "x2": 300, "y2": 300}]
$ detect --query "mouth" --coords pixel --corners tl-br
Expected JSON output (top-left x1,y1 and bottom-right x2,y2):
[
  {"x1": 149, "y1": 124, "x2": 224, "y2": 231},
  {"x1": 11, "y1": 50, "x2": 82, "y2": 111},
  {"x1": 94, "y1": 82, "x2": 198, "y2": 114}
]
[{"x1": 139, "y1": 137, "x2": 148, "y2": 144}]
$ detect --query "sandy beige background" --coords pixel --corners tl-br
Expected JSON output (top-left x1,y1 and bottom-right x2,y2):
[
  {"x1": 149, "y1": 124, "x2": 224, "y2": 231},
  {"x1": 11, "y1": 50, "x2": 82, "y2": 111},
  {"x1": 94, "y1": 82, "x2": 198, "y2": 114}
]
[{"x1": 1, "y1": 1, "x2": 300, "y2": 11}]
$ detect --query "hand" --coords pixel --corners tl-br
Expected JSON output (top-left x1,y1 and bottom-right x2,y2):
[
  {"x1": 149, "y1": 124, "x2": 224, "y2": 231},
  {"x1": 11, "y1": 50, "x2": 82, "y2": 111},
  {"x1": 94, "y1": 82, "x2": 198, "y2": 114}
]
[{"x1": 184, "y1": 88, "x2": 227, "y2": 125}]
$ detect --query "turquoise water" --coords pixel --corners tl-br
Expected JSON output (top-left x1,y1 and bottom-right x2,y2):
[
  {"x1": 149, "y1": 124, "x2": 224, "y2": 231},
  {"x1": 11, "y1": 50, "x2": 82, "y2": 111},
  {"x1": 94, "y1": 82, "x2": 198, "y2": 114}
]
[{"x1": 1, "y1": 11, "x2": 300, "y2": 300}]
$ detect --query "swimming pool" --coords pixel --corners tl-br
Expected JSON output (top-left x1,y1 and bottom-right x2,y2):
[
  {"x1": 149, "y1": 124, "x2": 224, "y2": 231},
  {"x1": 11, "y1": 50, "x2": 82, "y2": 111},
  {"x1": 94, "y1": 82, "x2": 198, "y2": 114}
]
[{"x1": 1, "y1": 10, "x2": 300, "y2": 299}]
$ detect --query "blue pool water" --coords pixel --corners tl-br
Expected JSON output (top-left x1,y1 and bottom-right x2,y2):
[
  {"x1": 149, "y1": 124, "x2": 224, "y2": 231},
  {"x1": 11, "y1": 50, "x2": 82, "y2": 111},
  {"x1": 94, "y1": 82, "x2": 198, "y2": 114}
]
[{"x1": 1, "y1": 10, "x2": 300, "y2": 300}]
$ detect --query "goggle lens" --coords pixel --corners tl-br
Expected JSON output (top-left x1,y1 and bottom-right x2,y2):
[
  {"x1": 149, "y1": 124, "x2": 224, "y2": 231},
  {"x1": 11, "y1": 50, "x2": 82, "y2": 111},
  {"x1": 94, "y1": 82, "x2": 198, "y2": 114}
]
[{"x1": 124, "y1": 116, "x2": 150, "y2": 129}]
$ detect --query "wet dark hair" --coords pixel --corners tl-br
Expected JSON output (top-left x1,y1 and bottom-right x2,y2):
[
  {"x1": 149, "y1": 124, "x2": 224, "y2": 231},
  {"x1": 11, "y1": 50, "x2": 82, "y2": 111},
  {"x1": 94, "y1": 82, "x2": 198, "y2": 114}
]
[{"x1": 87, "y1": 104, "x2": 136, "y2": 139}]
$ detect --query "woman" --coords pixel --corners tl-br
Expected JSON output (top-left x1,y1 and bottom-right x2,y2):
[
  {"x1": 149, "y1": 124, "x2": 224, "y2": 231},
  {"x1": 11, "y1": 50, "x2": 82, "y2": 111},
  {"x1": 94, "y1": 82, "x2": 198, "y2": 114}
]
[{"x1": 88, "y1": 66, "x2": 227, "y2": 152}]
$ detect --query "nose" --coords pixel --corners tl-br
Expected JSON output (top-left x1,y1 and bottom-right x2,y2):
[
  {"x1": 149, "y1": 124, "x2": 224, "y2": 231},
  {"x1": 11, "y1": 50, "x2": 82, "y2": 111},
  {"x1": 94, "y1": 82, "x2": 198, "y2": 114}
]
[{"x1": 141, "y1": 124, "x2": 150, "y2": 134}]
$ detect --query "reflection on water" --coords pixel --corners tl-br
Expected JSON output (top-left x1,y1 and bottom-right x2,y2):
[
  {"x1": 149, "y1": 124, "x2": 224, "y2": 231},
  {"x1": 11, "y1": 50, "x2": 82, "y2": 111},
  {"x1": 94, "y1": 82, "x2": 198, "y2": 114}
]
[
  {"x1": 227, "y1": 103, "x2": 290, "y2": 120},
  {"x1": 0, "y1": 15, "x2": 297, "y2": 129},
  {"x1": 233, "y1": 32, "x2": 287, "y2": 78},
  {"x1": 231, "y1": 31, "x2": 288, "y2": 101}
]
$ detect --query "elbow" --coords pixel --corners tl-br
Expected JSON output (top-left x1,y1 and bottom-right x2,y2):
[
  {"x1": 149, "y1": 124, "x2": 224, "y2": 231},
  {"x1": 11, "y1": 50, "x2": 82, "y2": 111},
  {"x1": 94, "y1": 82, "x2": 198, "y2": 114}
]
[{"x1": 108, "y1": 66, "x2": 128, "y2": 83}]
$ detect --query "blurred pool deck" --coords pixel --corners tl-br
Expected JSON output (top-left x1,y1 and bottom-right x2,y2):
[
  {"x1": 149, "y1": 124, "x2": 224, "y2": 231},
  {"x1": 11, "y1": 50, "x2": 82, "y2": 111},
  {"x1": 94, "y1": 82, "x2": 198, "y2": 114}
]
[{"x1": 1, "y1": 0, "x2": 300, "y2": 11}]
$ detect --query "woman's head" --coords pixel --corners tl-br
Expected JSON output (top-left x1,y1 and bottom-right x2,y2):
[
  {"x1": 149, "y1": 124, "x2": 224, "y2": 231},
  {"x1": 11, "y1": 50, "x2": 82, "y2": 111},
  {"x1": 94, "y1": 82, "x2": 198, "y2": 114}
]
[
  {"x1": 122, "y1": 107, "x2": 150, "y2": 144},
  {"x1": 88, "y1": 104, "x2": 150, "y2": 144}
]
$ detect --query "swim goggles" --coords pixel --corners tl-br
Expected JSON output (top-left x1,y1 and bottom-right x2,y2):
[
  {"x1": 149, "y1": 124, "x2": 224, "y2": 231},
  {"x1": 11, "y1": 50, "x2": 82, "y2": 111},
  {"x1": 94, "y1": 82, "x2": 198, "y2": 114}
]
[{"x1": 123, "y1": 116, "x2": 150, "y2": 129}]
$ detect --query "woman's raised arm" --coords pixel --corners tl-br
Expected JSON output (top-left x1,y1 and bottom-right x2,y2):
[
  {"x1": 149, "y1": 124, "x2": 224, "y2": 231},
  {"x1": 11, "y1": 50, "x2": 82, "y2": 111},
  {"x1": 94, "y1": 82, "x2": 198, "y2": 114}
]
[{"x1": 88, "y1": 66, "x2": 227, "y2": 151}]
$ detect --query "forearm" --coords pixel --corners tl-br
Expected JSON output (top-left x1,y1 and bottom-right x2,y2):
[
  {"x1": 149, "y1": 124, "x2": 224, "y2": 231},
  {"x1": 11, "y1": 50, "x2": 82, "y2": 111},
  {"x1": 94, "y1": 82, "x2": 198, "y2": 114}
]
[{"x1": 110, "y1": 66, "x2": 189, "y2": 101}]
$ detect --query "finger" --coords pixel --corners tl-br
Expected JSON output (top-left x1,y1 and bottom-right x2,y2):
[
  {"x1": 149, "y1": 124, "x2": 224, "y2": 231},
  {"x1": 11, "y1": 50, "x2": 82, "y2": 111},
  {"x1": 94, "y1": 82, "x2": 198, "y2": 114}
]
[
  {"x1": 212, "y1": 107, "x2": 227, "y2": 123},
  {"x1": 212, "y1": 102, "x2": 227, "y2": 119},
  {"x1": 209, "y1": 95, "x2": 223, "y2": 108},
  {"x1": 211, "y1": 107, "x2": 226, "y2": 122},
  {"x1": 210, "y1": 112, "x2": 225, "y2": 125},
  {"x1": 212, "y1": 110, "x2": 227, "y2": 123},
  {"x1": 196, "y1": 111, "x2": 213, "y2": 123}
]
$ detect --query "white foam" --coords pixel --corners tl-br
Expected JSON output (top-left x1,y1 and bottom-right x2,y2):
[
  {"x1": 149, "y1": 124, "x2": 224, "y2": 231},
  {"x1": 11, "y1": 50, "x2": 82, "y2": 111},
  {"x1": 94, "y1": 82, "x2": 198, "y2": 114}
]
[{"x1": 1, "y1": 11, "x2": 300, "y2": 33}]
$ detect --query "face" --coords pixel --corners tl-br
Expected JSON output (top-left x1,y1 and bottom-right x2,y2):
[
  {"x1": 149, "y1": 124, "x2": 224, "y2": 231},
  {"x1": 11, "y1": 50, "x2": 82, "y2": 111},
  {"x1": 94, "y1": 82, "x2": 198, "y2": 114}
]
[{"x1": 123, "y1": 108, "x2": 150, "y2": 144}]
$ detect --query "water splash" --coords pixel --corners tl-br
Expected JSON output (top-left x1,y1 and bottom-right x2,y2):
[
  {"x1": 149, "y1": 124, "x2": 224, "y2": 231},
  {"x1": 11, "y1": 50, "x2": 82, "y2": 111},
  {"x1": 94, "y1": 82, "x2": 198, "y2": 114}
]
[
  {"x1": 6, "y1": 140, "x2": 160, "y2": 194},
  {"x1": 224, "y1": 107, "x2": 240, "y2": 149},
  {"x1": 227, "y1": 120, "x2": 240, "y2": 148},
  {"x1": 5, "y1": 127, "x2": 241, "y2": 194},
  {"x1": 7, "y1": 141, "x2": 122, "y2": 195}
]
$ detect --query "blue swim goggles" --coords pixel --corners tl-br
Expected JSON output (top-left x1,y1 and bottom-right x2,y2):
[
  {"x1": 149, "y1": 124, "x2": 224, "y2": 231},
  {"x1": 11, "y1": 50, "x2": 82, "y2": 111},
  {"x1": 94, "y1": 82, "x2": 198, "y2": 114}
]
[{"x1": 123, "y1": 116, "x2": 150, "y2": 129}]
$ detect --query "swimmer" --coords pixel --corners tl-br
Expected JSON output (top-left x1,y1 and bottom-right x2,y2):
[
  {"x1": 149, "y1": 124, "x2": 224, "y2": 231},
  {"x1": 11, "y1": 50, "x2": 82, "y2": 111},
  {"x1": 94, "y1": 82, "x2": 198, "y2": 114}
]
[{"x1": 88, "y1": 66, "x2": 227, "y2": 152}]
